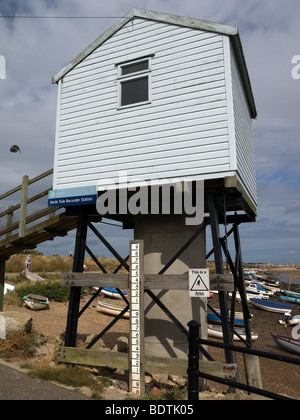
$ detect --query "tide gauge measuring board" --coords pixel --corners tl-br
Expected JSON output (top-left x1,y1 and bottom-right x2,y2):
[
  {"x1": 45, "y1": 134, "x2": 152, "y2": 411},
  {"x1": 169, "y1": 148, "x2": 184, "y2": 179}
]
[{"x1": 129, "y1": 240, "x2": 145, "y2": 396}]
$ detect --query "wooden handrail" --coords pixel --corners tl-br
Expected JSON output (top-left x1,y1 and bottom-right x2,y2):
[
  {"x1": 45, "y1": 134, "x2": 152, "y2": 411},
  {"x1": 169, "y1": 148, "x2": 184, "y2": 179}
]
[{"x1": 0, "y1": 169, "x2": 61, "y2": 242}]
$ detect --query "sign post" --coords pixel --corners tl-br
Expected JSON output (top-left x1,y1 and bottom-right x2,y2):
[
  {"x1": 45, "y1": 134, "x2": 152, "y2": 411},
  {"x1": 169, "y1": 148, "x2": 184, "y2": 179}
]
[
  {"x1": 129, "y1": 240, "x2": 145, "y2": 396},
  {"x1": 189, "y1": 269, "x2": 210, "y2": 298}
]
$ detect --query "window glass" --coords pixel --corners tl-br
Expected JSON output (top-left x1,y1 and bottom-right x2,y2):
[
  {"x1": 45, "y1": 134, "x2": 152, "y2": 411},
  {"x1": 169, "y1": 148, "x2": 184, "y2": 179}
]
[
  {"x1": 121, "y1": 60, "x2": 148, "y2": 76},
  {"x1": 121, "y1": 77, "x2": 149, "y2": 106}
]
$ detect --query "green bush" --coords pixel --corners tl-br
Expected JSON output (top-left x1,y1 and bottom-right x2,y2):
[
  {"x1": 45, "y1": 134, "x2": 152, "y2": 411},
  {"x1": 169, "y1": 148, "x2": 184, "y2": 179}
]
[{"x1": 15, "y1": 281, "x2": 70, "y2": 302}]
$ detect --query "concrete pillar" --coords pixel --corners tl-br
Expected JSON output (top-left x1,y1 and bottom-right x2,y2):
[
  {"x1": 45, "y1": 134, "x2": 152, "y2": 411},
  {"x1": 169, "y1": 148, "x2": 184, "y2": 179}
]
[{"x1": 134, "y1": 214, "x2": 207, "y2": 359}]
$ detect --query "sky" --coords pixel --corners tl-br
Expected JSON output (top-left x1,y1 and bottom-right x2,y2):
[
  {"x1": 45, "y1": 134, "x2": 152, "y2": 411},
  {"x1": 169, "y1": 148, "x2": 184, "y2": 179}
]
[{"x1": 0, "y1": 0, "x2": 299, "y2": 265}]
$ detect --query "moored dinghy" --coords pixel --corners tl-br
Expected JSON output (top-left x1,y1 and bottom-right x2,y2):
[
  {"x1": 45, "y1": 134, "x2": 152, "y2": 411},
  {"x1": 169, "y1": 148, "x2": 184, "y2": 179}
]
[
  {"x1": 23, "y1": 294, "x2": 50, "y2": 310},
  {"x1": 280, "y1": 295, "x2": 300, "y2": 304},
  {"x1": 97, "y1": 302, "x2": 129, "y2": 318},
  {"x1": 272, "y1": 334, "x2": 300, "y2": 356},
  {"x1": 96, "y1": 287, "x2": 128, "y2": 299},
  {"x1": 281, "y1": 290, "x2": 300, "y2": 300},
  {"x1": 208, "y1": 324, "x2": 258, "y2": 341},
  {"x1": 207, "y1": 313, "x2": 245, "y2": 327},
  {"x1": 250, "y1": 298, "x2": 292, "y2": 314}
]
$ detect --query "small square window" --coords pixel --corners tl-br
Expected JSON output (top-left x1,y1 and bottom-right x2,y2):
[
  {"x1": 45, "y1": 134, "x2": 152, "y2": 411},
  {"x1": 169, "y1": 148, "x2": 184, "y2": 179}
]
[
  {"x1": 117, "y1": 57, "x2": 152, "y2": 108},
  {"x1": 121, "y1": 77, "x2": 149, "y2": 106}
]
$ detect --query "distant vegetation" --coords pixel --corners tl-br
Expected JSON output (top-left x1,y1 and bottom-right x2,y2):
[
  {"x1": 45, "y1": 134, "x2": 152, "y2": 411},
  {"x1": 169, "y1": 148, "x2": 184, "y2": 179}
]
[
  {"x1": 5, "y1": 254, "x2": 126, "y2": 274},
  {"x1": 4, "y1": 255, "x2": 128, "y2": 306}
]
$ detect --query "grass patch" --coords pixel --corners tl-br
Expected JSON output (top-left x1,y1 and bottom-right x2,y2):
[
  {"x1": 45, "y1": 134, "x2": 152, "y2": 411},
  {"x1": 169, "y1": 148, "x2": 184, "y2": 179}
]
[
  {"x1": 27, "y1": 365, "x2": 104, "y2": 395},
  {"x1": 5, "y1": 254, "x2": 128, "y2": 274},
  {"x1": 3, "y1": 290, "x2": 22, "y2": 306},
  {"x1": 0, "y1": 330, "x2": 39, "y2": 358},
  {"x1": 140, "y1": 387, "x2": 187, "y2": 400}
]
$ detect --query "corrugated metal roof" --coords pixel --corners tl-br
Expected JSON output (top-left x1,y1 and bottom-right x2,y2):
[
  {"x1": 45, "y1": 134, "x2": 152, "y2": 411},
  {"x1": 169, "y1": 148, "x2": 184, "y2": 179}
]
[{"x1": 52, "y1": 8, "x2": 257, "y2": 119}]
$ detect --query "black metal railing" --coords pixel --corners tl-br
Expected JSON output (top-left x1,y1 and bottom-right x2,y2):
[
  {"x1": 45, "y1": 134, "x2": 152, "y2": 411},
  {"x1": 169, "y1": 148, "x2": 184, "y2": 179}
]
[{"x1": 187, "y1": 320, "x2": 300, "y2": 401}]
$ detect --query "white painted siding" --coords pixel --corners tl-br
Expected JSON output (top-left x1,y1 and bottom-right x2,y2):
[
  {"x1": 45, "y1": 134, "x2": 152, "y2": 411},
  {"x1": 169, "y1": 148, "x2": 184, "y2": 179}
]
[
  {"x1": 230, "y1": 43, "x2": 257, "y2": 206},
  {"x1": 54, "y1": 18, "x2": 231, "y2": 190}
]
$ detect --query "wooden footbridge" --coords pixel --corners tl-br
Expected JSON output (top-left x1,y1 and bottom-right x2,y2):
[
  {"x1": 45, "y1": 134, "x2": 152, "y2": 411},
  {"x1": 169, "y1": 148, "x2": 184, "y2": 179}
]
[
  {"x1": 0, "y1": 169, "x2": 78, "y2": 259},
  {"x1": 0, "y1": 169, "x2": 80, "y2": 309}
]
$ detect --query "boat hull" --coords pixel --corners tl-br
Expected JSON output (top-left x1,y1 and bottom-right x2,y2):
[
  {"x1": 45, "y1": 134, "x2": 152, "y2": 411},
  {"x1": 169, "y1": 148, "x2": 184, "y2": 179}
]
[
  {"x1": 100, "y1": 288, "x2": 128, "y2": 299},
  {"x1": 272, "y1": 334, "x2": 300, "y2": 356},
  {"x1": 280, "y1": 295, "x2": 300, "y2": 304},
  {"x1": 23, "y1": 294, "x2": 49, "y2": 311},
  {"x1": 250, "y1": 298, "x2": 292, "y2": 314},
  {"x1": 281, "y1": 290, "x2": 300, "y2": 300},
  {"x1": 97, "y1": 302, "x2": 129, "y2": 318},
  {"x1": 208, "y1": 325, "x2": 258, "y2": 341},
  {"x1": 207, "y1": 313, "x2": 245, "y2": 327}
]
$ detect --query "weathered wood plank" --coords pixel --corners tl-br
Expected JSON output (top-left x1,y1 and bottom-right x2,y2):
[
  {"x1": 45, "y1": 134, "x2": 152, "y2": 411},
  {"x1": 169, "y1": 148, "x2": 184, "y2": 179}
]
[
  {"x1": 58, "y1": 347, "x2": 237, "y2": 378},
  {"x1": 61, "y1": 272, "x2": 129, "y2": 288},
  {"x1": 61, "y1": 272, "x2": 234, "y2": 292},
  {"x1": 145, "y1": 273, "x2": 234, "y2": 291},
  {"x1": 58, "y1": 347, "x2": 129, "y2": 370}
]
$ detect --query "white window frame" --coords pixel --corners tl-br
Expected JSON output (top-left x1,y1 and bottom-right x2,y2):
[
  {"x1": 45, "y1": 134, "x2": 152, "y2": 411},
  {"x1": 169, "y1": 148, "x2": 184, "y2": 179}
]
[{"x1": 117, "y1": 56, "x2": 153, "y2": 109}]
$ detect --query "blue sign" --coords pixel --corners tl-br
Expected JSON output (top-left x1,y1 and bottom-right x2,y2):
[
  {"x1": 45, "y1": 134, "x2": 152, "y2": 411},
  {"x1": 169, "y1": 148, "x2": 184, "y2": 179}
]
[{"x1": 48, "y1": 186, "x2": 97, "y2": 207}]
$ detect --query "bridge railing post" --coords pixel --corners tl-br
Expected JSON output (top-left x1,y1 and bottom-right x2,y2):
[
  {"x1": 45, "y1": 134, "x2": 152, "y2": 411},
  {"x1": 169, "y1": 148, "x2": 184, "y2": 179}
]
[{"x1": 19, "y1": 175, "x2": 29, "y2": 238}]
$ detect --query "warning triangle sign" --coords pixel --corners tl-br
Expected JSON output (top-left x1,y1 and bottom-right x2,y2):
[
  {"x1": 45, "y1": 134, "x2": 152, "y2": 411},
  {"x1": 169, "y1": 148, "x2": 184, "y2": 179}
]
[{"x1": 190, "y1": 274, "x2": 209, "y2": 292}]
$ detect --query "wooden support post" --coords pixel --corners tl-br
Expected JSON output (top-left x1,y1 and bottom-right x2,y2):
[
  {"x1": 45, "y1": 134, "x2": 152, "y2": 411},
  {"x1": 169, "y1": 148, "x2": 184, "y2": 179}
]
[
  {"x1": 19, "y1": 175, "x2": 29, "y2": 238},
  {"x1": 233, "y1": 222, "x2": 263, "y2": 388},
  {"x1": 65, "y1": 210, "x2": 88, "y2": 347},
  {"x1": 0, "y1": 258, "x2": 6, "y2": 312},
  {"x1": 233, "y1": 222, "x2": 252, "y2": 344},
  {"x1": 243, "y1": 354, "x2": 263, "y2": 390}
]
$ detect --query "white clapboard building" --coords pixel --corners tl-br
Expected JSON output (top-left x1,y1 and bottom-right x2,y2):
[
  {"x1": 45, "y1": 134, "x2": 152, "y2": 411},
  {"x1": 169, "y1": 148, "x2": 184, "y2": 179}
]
[{"x1": 49, "y1": 8, "x2": 257, "y2": 217}]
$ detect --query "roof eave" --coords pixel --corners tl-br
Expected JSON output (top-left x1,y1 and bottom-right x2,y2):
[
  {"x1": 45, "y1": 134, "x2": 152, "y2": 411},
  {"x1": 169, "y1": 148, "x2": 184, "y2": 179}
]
[
  {"x1": 52, "y1": 9, "x2": 135, "y2": 84},
  {"x1": 230, "y1": 33, "x2": 257, "y2": 119},
  {"x1": 52, "y1": 8, "x2": 239, "y2": 84},
  {"x1": 52, "y1": 8, "x2": 257, "y2": 119}
]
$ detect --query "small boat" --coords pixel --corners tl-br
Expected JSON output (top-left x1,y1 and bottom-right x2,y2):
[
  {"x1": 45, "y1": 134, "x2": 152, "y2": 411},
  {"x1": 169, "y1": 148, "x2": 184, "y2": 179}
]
[
  {"x1": 213, "y1": 308, "x2": 252, "y2": 320},
  {"x1": 281, "y1": 290, "x2": 300, "y2": 300},
  {"x1": 23, "y1": 294, "x2": 49, "y2": 310},
  {"x1": 231, "y1": 292, "x2": 268, "y2": 302},
  {"x1": 250, "y1": 298, "x2": 292, "y2": 314},
  {"x1": 4, "y1": 283, "x2": 16, "y2": 294},
  {"x1": 262, "y1": 283, "x2": 281, "y2": 292},
  {"x1": 207, "y1": 324, "x2": 258, "y2": 341},
  {"x1": 280, "y1": 295, "x2": 300, "y2": 304},
  {"x1": 246, "y1": 282, "x2": 274, "y2": 296},
  {"x1": 272, "y1": 334, "x2": 300, "y2": 356},
  {"x1": 207, "y1": 313, "x2": 245, "y2": 327},
  {"x1": 97, "y1": 302, "x2": 129, "y2": 318},
  {"x1": 279, "y1": 314, "x2": 300, "y2": 326},
  {"x1": 100, "y1": 287, "x2": 128, "y2": 299}
]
